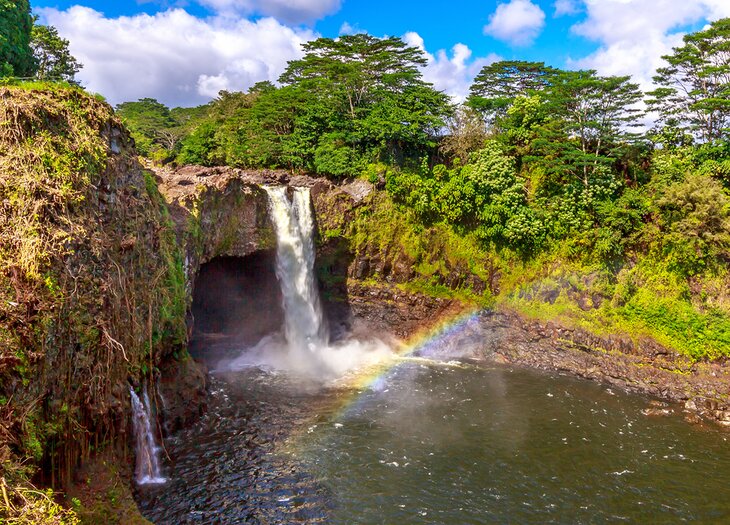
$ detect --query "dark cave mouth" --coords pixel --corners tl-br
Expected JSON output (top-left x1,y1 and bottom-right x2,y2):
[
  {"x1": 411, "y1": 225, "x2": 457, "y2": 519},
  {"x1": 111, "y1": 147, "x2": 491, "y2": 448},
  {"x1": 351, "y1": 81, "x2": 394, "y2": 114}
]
[{"x1": 189, "y1": 251, "x2": 284, "y2": 364}]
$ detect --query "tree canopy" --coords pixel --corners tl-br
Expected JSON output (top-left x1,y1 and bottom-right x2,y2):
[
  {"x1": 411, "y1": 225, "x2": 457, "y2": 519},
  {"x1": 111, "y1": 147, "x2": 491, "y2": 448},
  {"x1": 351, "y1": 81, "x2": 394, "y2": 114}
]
[
  {"x1": 648, "y1": 17, "x2": 730, "y2": 143},
  {"x1": 165, "y1": 35, "x2": 451, "y2": 174},
  {"x1": 0, "y1": 0, "x2": 35, "y2": 77},
  {"x1": 467, "y1": 61, "x2": 557, "y2": 122},
  {"x1": 30, "y1": 24, "x2": 82, "y2": 82}
]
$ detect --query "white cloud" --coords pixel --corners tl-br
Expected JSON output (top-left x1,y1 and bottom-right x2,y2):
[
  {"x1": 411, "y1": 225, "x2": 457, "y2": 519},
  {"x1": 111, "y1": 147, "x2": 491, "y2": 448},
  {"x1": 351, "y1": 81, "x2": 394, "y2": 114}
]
[
  {"x1": 483, "y1": 0, "x2": 546, "y2": 46},
  {"x1": 403, "y1": 31, "x2": 500, "y2": 102},
  {"x1": 570, "y1": 0, "x2": 730, "y2": 91},
  {"x1": 553, "y1": 0, "x2": 580, "y2": 17},
  {"x1": 38, "y1": 6, "x2": 315, "y2": 107},
  {"x1": 195, "y1": 0, "x2": 341, "y2": 24}
]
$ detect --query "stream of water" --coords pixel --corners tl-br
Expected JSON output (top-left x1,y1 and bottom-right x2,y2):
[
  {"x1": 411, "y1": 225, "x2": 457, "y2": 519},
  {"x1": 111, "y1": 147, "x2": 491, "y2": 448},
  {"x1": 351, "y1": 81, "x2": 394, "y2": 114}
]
[
  {"x1": 130, "y1": 384, "x2": 167, "y2": 485},
  {"x1": 136, "y1": 186, "x2": 730, "y2": 523}
]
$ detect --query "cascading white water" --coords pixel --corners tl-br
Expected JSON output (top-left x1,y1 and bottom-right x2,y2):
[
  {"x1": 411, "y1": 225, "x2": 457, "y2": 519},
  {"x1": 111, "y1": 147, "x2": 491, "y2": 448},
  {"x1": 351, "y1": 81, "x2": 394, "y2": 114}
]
[
  {"x1": 265, "y1": 186, "x2": 328, "y2": 352},
  {"x1": 129, "y1": 385, "x2": 166, "y2": 485},
  {"x1": 226, "y1": 185, "x2": 390, "y2": 379}
]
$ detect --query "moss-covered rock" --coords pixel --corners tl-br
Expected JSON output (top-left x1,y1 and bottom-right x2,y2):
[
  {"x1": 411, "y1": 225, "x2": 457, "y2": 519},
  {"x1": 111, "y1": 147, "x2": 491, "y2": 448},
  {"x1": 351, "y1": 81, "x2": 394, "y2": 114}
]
[{"x1": 0, "y1": 85, "x2": 193, "y2": 518}]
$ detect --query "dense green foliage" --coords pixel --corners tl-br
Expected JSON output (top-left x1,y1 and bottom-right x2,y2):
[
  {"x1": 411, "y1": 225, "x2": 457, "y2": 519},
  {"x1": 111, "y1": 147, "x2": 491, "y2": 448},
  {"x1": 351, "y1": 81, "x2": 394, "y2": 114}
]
[
  {"x1": 1, "y1": 3, "x2": 81, "y2": 83},
  {"x1": 648, "y1": 18, "x2": 730, "y2": 142},
  {"x1": 0, "y1": 0, "x2": 35, "y2": 77},
  {"x1": 124, "y1": 35, "x2": 451, "y2": 173},
  {"x1": 30, "y1": 24, "x2": 81, "y2": 83}
]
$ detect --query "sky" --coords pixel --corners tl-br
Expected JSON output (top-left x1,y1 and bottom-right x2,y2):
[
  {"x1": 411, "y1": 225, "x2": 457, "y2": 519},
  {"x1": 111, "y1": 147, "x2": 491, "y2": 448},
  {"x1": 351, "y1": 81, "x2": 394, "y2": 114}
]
[{"x1": 30, "y1": 0, "x2": 730, "y2": 108}]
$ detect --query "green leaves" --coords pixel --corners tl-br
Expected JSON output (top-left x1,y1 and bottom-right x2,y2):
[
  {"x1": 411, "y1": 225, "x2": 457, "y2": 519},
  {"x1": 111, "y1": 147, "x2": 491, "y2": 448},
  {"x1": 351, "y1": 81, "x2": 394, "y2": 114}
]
[
  {"x1": 30, "y1": 24, "x2": 81, "y2": 83},
  {"x1": 467, "y1": 61, "x2": 557, "y2": 123},
  {"x1": 0, "y1": 0, "x2": 35, "y2": 77},
  {"x1": 655, "y1": 173, "x2": 730, "y2": 275},
  {"x1": 277, "y1": 34, "x2": 451, "y2": 171},
  {"x1": 648, "y1": 17, "x2": 730, "y2": 142}
]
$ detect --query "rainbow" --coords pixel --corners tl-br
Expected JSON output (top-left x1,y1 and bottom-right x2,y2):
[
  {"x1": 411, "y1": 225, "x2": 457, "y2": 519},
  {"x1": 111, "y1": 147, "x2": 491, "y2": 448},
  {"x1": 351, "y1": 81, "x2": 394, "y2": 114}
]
[{"x1": 322, "y1": 307, "x2": 484, "y2": 420}]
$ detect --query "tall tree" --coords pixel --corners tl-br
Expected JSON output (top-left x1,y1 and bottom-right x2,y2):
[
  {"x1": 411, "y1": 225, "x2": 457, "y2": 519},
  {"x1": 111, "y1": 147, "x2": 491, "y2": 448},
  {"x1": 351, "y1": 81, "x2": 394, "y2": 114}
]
[
  {"x1": 280, "y1": 34, "x2": 430, "y2": 119},
  {"x1": 440, "y1": 105, "x2": 489, "y2": 163},
  {"x1": 278, "y1": 34, "x2": 451, "y2": 171},
  {"x1": 30, "y1": 24, "x2": 82, "y2": 82},
  {"x1": 648, "y1": 17, "x2": 730, "y2": 143},
  {"x1": 117, "y1": 98, "x2": 178, "y2": 156},
  {"x1": 542, "y1": 70, "x2": 644, "y2": 189},
  {"x1": 0, "y1": 0, "x2": 35, "y2": 77},
  {"x1": 467, "y1": 61, "x2": 557, "y2": 123}
]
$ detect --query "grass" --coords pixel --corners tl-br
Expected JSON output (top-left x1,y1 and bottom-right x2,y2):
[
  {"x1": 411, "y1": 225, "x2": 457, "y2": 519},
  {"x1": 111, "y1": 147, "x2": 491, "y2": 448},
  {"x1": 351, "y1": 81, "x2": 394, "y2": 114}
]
[
  {"x1": 502, "y1": 255, "x2": 730, "y2": 360},
  {"x1": 327, "y1": 186, "x2": 730, "y2": 360},
  {"x1": 344, "y1": 192, "x2": 496, "y2": 298}
]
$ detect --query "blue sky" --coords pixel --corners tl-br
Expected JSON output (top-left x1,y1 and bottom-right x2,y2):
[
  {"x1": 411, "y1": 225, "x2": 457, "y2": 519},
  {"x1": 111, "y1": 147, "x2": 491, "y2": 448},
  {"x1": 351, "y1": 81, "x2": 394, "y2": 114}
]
[{"x1": 30, "y1": 0, "x2": 727, "y2": 107}]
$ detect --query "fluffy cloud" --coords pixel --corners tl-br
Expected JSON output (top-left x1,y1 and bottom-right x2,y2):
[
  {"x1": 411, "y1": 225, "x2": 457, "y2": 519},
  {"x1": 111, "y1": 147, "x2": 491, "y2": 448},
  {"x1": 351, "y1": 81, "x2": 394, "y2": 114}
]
[
  {"x1": 483, "y1": 0, "x2": 546, "y2": 46},
  {"x1": 39, "y1": 6, "x2": 315, "y2": 106},
  {"x1": 195, "y1": 0, "x2": 341, "y2": 24},
  {"x1": 571, "y1": 0, "x2": 730, "y2": 90},
  {"x1": 403, "y1": 32, "x2": 500, "y2": 102}
]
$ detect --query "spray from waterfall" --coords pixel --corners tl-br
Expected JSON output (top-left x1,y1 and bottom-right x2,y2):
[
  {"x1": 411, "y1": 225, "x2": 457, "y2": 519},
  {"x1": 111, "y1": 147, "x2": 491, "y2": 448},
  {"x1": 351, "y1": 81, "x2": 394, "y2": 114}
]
[
  {"x1": 226, "y1": 186, "x2": 390, "y2": 379},
  {"x1": 130, "y1": 385, "x2": 166, "y2": 485}
]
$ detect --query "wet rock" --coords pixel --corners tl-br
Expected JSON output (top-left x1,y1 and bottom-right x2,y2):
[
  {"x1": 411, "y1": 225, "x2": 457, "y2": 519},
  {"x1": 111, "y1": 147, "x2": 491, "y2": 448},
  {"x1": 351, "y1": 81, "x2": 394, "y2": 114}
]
[
  {"x1": 684, "y1": 412, "x2": 704, "y2": 425},
  {"x1": 158, "y1": 357, "x2": 208, "y2": 434},
  {"x1": 641, "y1": 407, "x2": 674, "y2": 417}
]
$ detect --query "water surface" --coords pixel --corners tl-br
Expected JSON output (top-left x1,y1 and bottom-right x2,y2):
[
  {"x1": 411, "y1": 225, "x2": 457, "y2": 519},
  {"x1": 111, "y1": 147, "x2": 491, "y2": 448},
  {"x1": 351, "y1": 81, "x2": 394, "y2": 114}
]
[
  {"x1": 297, "y1": 361, "x2": 730, "y2": 524},
  {"x1": 138, "y1": 358, "x2": 730, "y2": 524}
]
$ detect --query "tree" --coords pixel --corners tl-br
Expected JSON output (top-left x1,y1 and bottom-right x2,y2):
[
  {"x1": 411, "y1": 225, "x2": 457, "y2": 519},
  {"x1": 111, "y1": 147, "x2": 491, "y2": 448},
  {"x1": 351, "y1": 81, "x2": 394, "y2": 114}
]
[
  {"x1": 117, "y1": 98, "x2": 178, "y2": 156},
  {"x1": 440, "y1": 105, "x2": 489, "y2": 163},
  {"x1": 280, "y1": 34, "x2": 429, "y2": 119},
  {"x1": 30, "y1": 24, "x2": 81, "y2": 82},
  {"x1": 648, "y1": 18, "x2": 730, "y2": 142},
  {"x1": 532, "y1": 71, "x2": 642, "y2": 192},
  {"x1": 540, "y1": 70, "x2": 644, "y2": 190},
  {"x1": 656, "y1": 173, "x2": 730, "y2": 275},
  {"x1": 467, "y1": 61, "x2": 557, "y2": 123},
  {"x1": 0, "y1": 0, "x2": 35, "y2": 77},
  {"x1": 279, "y1": 34, "x2": 451, "y2": 169}
]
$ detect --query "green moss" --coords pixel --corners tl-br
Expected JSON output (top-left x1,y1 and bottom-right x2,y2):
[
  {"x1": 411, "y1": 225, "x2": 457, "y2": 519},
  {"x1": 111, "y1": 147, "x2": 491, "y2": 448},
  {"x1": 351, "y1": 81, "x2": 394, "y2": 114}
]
[{"x1": 1, "y1": 86, "x2": 192, "y2": 500}]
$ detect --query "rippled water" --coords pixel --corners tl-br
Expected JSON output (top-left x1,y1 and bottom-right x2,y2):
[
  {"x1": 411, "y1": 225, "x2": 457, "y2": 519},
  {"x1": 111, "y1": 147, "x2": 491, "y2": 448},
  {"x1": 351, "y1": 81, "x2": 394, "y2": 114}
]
[
  {"x1": 138, "y1": 358, "x2": 730, "y2": 524},
  {"x1": 136, "y1": 369, "x2": 336, "y2": 523},
  {"x1": 298, "y1": 362, "x2": 730, "y2": 524}
]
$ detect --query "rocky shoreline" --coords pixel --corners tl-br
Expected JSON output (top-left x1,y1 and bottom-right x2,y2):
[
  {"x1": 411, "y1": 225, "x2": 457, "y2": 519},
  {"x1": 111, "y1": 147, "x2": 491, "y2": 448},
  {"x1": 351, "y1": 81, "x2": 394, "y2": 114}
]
[{"x1": 343, "y1": 284, "x2": 730, "y2": 428}]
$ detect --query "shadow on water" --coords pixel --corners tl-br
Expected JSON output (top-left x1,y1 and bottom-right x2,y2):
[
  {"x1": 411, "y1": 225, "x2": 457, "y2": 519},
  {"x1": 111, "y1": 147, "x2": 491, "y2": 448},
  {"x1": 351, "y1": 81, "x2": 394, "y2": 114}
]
[{"x1": 136, "y1": 369, "x2": 337, "y2": 524}]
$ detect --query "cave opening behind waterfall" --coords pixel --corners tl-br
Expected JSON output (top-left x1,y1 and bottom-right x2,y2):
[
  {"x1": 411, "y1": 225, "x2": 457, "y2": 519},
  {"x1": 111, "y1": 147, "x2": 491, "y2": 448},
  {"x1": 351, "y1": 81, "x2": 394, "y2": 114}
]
[{"x1": 189, "y1": 252, "x2": 284, "y2": 365}]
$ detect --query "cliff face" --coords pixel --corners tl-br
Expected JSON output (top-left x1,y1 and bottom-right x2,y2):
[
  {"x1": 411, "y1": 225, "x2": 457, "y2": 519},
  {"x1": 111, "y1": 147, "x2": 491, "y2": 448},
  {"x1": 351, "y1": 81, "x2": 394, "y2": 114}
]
[
  {"x1": 157, "y1": 164, "x2": 730, "y2": 428},
  {"x1": 154, "y1": 166, "x2": 476, "y2": 342},
  {"x1": 0, "y1": 87, "x2": 198, "y2": 515}
]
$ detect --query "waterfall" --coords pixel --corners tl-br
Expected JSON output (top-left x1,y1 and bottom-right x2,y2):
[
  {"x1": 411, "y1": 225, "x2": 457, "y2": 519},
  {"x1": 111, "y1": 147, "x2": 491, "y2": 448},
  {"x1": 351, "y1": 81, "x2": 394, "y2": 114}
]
[
  {"x1": 264, "y1": 186, "x2": 328, "y2": 352},
  {"x1": 226, "y1": 185, "x2": 390, "y2": 379},
  {"x1": 129, "y1": 385, "x2": 166, "y2": 485}
]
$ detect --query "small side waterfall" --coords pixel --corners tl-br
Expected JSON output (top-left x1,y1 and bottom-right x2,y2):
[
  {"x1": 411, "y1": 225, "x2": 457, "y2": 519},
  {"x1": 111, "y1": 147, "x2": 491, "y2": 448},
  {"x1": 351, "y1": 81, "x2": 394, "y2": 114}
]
[
  {"x1": 129, "y1": 385, "x2": 166, "y2": 485},
  {"x1": 264, "y1": 186, "x2": 328, "y2": 352}
]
